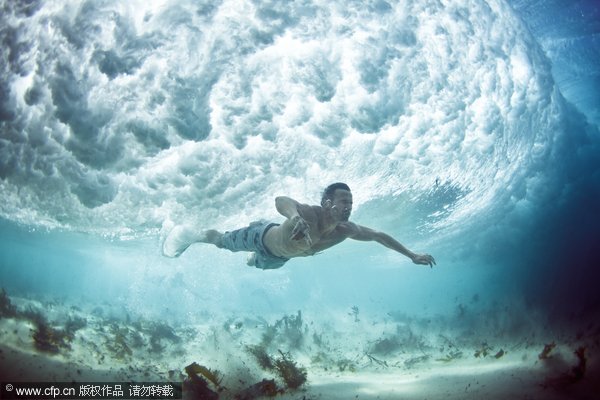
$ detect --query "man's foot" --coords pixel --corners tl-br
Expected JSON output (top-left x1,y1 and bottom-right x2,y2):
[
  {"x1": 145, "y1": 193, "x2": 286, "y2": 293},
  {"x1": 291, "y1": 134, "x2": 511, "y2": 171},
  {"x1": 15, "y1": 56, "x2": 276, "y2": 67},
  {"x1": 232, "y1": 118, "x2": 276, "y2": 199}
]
[
  {"x1": 162, "y1": 227, "x2": 223, "y2": 258},
  {"x1": 246, "y1": 252, "x2": 256, "y2": 266},
  {"x1": 162, "y1": 225, "x2": 195, "y2": 258}
]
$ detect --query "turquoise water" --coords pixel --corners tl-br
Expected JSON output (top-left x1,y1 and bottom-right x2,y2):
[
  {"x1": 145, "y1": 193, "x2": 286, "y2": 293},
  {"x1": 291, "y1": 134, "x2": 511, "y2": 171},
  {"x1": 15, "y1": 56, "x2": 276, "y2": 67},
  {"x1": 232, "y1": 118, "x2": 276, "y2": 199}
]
[{"x1": 1, "y1": 0, "x2": 599, "y2": 395}]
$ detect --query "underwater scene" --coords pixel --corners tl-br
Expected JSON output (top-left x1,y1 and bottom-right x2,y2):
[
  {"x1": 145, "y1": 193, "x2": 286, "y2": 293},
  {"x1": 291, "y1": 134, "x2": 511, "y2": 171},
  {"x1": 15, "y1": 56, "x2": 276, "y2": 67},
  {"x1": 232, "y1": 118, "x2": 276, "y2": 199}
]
[{"x1": 1, "y1": 0, "x2": 599, "y2": 399}]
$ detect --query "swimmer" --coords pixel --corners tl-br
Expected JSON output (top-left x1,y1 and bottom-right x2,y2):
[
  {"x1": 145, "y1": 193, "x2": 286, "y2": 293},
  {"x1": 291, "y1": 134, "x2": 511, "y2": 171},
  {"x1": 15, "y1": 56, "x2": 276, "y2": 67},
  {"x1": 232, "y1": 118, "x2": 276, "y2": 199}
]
[{"x1": 162, "y1": 183, "x2": 436, "y2": 270}]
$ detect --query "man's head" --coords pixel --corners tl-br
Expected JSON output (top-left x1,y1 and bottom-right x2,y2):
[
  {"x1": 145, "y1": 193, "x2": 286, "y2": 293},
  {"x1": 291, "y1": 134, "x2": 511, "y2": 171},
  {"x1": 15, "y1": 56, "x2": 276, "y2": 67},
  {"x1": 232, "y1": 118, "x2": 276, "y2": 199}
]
[{"x1": 321, "y1": 182, "x2": 352, "y2": 221}]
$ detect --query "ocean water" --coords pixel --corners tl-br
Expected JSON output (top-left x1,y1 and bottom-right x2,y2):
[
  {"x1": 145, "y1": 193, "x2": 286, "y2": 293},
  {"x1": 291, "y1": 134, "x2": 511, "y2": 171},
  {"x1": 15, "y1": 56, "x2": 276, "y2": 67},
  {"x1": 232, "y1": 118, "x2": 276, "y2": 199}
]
[{"x1": 1, "y1": 0, "x2": 599, "y2": 398}]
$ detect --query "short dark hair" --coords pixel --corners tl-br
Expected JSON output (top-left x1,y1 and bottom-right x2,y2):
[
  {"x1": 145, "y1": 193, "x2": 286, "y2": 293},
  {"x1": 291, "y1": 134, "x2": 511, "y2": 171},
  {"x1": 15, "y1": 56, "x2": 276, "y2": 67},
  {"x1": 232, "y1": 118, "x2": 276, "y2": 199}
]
[{"x1": 321, "y1": 182, "x2": 351, "y2": 206}]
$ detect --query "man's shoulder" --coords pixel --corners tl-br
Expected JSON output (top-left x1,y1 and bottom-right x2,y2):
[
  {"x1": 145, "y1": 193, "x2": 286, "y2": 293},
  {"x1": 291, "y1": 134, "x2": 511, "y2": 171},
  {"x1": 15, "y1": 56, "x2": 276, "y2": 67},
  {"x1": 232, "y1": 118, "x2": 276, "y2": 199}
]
[
  {"x1": 298, "y1": 204, "x2": 323, "y2": 223},
  {"x1": 298, "y1": 203, "x2": 323, "y2": 218},
  {"x1": 335, "y1": 221, "x2": 360, "y2": 236}
]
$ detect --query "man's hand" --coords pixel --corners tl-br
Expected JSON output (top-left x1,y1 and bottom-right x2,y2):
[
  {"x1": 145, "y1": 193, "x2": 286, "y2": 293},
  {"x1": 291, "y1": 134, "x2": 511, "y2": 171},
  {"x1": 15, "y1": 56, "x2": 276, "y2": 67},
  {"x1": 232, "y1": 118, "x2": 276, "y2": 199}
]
[
  {"x1": 290, "y1": 215, "x2": 312, "y2": 247},
  {"x1": 412, "y1": 253, "x2": 436, "y2": 268}
]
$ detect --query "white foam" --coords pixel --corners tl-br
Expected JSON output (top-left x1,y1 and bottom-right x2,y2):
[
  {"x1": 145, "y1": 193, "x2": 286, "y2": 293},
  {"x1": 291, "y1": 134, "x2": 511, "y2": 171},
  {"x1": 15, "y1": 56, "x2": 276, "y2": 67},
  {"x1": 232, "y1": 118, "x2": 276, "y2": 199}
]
[{"x1": 0, "y1": 0, "x2": 563, "y2": 240}]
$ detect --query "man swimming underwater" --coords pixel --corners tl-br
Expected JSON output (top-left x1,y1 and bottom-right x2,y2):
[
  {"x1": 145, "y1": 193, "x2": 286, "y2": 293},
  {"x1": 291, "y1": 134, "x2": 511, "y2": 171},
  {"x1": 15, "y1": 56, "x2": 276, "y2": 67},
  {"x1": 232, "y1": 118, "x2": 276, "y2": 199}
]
[{"x1": 162, "y1": 182, "x2": 436, "y2": 269}]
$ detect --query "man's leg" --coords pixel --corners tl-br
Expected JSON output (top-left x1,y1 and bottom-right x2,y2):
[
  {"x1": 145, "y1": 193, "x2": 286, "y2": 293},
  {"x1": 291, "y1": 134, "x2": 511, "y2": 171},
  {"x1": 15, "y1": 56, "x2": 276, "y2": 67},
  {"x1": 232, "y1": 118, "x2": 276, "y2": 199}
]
[
  {"x1": 162, "y1": 226, "x2": 223, "y2": 258},
  {"x1": 219, "y1": 222, "x2": 265, "y2": 266}
]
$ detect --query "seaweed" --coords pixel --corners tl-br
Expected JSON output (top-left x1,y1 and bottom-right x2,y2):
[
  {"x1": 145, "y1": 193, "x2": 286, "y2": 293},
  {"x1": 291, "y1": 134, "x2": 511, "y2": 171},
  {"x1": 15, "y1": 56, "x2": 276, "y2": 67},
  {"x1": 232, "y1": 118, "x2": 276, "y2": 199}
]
[
  {"x1": 185, "y1": 362, "x2": 224, "y2": 390},
  {"x1": 64, "y1": 316, "x2": 87, "y2": 339},
  {"x1": 260, "y1": 324, "x2": 278, "y2": 347},
  {"x1": 149, "y1": 336, "x2": 165, "y2": 354},
  {"x1": 273, "y1": 351, "x2": 307, "y2": 389},
  {"x1": 436, "y1": 350, "x2": 463, "y2": 363},
  {"x1": 336, "y1": 358, "x2": 357, "y2": 372},
  {"x1": 183, "y1": 362, "x2": 219, "y2": 400},
  {"x1": 128, "y1": 329, "x2": 145, "y2": 349},
  {"x1": 365, "y1": 353, "x2": 389, "y2": 368},
  {"x1": 493, "y1": 349, "x2": 506, "y2": 359},
  {"x1": 127, "y1": 320, "x2": 181, "y2": 354},
  {"x1": 404, "y1": 355, "x2": 430, "y2": 369},
  {"x1": 246, "y1": 344, "x2": 275, "y2": 370},
  {"x1": 310, "y1": 351, "x2": 357, "y2": 372},
  {"x1": 369, "y1": 336, "x2": 400, "y2": 355},
  {"x1": 258, "y1": 311, "x2": 306, "y2": 350},
  {"x1": 474, "y1": 342, "x2": 493, "y2": 358},
  {"x1": 539, "y1": 342, "x2": 556, "y2": 360},
  {"x1": 312, "y1": 332, "x2": 324, "y2": 347},
  {"x1": 275, "y1": 310, "x2": 305, "y2": 349},
  {"x1": 0, "y1": 288, "x2": 18, "y2": 318},
  {"x1": 571, "y1": 346, "x2": 586, "y2": 380},
  {"x1": 20, "y1": 305, "x2": 46, "y2": 325},
  {"x1": 32, "y1": 319, "x2": 72, "y2": 354},
  {"x1": 23, "y1": 305, "x2": 83, "y2": 354},
  {"x1": 541, "y1": 346, "x2": 587, "y2": 389},
  {"x1": 105, "y1": 324, "x2": 133, "y2": 360},
  {"x1": 348, "y1": 306, "x2": 360, "y2": 322},
  {"x1": 147, "y1": 321, "x2": 180, "y2": 353},
  {"x1": 247, "y1": 344, "x2": 307, "y2": 390}
]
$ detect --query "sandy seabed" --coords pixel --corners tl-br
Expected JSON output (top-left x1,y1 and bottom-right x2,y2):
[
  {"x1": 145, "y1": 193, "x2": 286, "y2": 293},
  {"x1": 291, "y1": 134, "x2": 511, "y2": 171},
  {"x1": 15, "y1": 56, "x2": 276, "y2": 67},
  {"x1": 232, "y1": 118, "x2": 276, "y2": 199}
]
[{"x1": 1, "y1": 293, "x2": 598, "y2": 400}]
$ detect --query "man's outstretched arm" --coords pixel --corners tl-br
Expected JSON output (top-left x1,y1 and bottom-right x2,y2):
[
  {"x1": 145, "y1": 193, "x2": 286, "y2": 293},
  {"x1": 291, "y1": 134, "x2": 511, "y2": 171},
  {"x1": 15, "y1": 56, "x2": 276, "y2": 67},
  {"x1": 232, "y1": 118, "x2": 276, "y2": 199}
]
[{"x1": 348, "y1": 224, "x2": 436, "y2": 267}]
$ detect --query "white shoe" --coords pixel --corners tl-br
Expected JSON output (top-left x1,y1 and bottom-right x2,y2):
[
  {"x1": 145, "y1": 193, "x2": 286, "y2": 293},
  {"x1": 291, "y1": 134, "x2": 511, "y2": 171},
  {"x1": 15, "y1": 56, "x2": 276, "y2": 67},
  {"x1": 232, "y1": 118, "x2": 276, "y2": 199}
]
[
  {"x1": 246, "y1": 252, "x2": 257, "y2": 266},
  {"x1": 162, "y1": 226, "x2": 200, "y2": 258}
]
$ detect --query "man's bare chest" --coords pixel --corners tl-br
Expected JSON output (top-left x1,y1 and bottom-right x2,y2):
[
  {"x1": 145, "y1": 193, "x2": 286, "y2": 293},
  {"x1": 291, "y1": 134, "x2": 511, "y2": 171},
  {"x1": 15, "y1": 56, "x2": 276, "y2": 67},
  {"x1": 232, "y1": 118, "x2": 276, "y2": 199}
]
[{"x1": 310, "y1": 230, "x2": 347, "y2": 252}]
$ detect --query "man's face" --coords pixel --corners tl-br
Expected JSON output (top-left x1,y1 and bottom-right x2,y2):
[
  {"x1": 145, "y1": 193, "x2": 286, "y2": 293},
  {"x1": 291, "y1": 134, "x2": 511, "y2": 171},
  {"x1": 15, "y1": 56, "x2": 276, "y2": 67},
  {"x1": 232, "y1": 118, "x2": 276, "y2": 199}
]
[{"x1": 331, "y1": 189, "x2": 353, "y2": 221}]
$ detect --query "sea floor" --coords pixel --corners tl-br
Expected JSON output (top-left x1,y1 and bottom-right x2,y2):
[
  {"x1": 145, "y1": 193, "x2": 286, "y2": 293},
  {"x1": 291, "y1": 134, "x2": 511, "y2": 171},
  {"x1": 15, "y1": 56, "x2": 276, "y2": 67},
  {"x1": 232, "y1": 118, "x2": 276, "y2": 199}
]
[{"x1": 1, "y1": 291, "x2": 598, "y2": 399}]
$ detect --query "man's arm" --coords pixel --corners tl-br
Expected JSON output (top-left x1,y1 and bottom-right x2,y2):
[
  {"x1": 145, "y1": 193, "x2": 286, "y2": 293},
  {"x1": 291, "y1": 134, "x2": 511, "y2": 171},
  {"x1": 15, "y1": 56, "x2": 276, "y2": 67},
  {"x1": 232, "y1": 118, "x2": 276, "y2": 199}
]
[
  {"x1": 275, "y1": 196, "x2": 302, "y2": 219},
  {"x1": 275, "y1": 196, "x2": 313, "y2": 245},
  {"x1": 348, "y1": 224, "x2": 436, "y2": 267}
]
